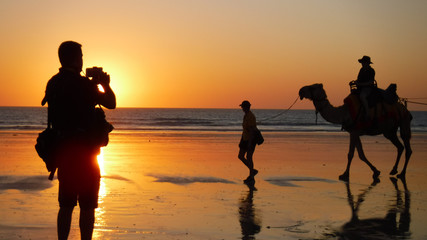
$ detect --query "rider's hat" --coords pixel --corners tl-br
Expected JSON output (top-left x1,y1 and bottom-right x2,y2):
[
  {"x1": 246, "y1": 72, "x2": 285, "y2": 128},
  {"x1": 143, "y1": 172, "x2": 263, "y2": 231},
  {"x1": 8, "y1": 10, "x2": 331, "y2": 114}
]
[{"x1": 358, "y1": 55, "x2": 373, "y2": 64}]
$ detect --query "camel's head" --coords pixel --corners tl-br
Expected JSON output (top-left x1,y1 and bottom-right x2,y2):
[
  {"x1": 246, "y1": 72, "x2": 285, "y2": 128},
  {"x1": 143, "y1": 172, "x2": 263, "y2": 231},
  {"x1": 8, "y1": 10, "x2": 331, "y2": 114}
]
[{"x1": 299, "y1": 83, "x2": 327, "y2": 101}]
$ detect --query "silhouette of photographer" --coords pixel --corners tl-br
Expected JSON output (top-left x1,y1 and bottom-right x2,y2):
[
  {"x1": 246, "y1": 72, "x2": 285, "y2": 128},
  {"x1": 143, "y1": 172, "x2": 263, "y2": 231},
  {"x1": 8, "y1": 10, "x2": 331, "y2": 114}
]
[{"x1": 42, "y1": 41, "x2": 116, "y2": 240}]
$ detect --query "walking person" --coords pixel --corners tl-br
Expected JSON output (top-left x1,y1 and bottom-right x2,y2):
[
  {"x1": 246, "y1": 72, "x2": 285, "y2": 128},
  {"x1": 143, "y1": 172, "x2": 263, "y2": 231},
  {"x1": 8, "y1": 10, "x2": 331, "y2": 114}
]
[
  {"x1": 42, "y1": 41, "x2": 116, "y2": 240},
  {"x1": 238, "y1": 100, "x2": 259, "y2": 183}
]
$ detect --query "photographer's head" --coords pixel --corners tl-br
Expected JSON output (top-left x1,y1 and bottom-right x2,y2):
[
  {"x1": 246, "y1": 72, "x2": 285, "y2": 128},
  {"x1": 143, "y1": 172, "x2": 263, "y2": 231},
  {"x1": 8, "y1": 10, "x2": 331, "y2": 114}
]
[{"x1": 58, "y1": 41, "x2": 83, "y2": 72}]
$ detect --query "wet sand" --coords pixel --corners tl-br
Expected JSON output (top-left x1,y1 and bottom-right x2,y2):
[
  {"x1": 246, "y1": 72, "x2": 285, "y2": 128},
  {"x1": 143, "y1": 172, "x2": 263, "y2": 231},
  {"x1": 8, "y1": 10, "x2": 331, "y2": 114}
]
[{"x1": 0, "y1": 131, "x2": 427, "y2": 239}]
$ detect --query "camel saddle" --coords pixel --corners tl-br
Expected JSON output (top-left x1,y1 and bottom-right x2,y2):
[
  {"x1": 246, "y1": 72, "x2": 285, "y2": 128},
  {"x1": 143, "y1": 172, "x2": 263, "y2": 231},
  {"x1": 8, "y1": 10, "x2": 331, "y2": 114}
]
[{"x1": 344, "y1": 84, "x2": 402, "y2": 130}]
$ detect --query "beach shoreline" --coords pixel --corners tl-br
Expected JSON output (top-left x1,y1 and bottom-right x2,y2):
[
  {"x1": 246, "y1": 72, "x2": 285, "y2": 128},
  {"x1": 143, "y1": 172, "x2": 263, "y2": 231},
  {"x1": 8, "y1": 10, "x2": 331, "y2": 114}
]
[{"x1": 1, "y1": 130, "x2": 427, "y2": 239}]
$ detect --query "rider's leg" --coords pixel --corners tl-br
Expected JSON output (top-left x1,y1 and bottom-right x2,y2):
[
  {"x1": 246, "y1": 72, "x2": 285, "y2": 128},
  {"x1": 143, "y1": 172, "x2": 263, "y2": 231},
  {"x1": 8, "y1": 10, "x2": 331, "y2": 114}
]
[{"x1": 360, "y1": 88, "x2": 371, "y2": 120}]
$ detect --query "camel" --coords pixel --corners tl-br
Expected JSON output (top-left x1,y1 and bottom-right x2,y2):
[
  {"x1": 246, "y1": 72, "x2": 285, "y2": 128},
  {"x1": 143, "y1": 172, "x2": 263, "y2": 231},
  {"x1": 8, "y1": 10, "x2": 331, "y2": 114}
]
[{"x1": 299, "y1": 83, "x2": 412, "y2": 181}]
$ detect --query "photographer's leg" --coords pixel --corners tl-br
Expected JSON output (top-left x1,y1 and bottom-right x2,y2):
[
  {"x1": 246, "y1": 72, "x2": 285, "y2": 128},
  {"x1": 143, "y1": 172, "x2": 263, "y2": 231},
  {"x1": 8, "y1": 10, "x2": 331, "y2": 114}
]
[
  {"x1": 80, "y1": 208, "x2": 96, "y2": 240},
  {"x1": 58, "y1": 207, "x2": 74, "y2": 240}
]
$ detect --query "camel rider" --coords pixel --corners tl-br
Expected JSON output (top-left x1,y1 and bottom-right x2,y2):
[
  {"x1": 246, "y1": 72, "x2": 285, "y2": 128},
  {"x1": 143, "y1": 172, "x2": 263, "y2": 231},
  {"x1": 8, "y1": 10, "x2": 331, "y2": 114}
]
[{"x1": 355, "y1": 55, "x2": 376, "y2": 119}]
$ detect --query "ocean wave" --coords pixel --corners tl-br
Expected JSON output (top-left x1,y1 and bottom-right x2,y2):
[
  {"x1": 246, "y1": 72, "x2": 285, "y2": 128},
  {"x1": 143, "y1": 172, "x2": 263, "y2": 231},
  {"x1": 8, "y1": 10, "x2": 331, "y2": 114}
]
[{"x1": 1, "y1": 107, "x2": 426, "y2": 133}]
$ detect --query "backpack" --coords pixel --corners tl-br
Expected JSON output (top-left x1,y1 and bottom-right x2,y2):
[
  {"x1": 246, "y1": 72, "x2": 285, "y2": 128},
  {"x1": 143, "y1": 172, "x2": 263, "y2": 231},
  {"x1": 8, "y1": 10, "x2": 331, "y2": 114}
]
[
  {"x1": 254, "y1": 128, "x2": 264, "y2": 145},
  {"x1": 35, "y1": 117, "x2": 61, "y2": 180}
]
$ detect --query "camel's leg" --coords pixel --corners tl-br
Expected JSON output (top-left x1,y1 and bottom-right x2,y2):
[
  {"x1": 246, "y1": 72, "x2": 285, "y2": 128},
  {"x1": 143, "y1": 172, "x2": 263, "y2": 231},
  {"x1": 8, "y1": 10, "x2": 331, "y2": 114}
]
[
  {"x1": 384, "y1": 133, "x2": 404, "y2": 175},
  {"x1": 355, "y1": 136, "x2": 381, "y2": 180},
  {"x1": 397, "y1": 137, "x2": 412, "y2": 179},
  {"x1": 339, "y1": 134, "x2": 356, "y2": 181},
  {"x1": 397, "y1": 116, "x2": 412, "y2": 179}
]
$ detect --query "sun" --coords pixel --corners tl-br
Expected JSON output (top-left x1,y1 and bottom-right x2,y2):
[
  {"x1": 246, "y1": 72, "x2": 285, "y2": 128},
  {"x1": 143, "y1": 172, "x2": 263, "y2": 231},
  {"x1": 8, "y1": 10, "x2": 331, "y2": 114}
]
[{"x1": 85, "y1": 58, "x2": 138, "y2": 108}]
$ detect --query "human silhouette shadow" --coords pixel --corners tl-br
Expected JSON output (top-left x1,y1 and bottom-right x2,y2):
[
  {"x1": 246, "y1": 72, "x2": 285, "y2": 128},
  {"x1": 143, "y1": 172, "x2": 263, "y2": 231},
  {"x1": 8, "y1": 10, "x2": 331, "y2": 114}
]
[
  {"x1": 239, "y1": 181, "x2": 261, "y2": 240},
  {"x1": 334, "y1": 178, "x2": 410, "y2": 239}
]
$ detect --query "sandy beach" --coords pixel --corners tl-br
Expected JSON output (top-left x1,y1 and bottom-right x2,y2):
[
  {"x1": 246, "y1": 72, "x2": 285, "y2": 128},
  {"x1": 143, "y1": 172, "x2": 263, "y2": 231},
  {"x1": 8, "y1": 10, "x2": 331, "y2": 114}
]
[{"x1": 1, "y1": 130, "x2": 427, "y2": 239}]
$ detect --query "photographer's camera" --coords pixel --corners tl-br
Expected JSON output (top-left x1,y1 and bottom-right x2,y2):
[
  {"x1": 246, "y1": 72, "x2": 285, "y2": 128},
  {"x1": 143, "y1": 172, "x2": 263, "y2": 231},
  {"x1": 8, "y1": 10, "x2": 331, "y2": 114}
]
[
  {"x1": 86, "y1": 67, "x2": 110, "y2": 85},
  {"x1": 86, "y1": 67, "x2": 103, "y2": 78}
]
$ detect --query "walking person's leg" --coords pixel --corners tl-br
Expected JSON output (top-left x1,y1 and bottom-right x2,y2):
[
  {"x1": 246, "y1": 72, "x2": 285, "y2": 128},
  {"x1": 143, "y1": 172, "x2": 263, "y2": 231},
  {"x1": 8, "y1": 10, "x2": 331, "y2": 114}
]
[
  {"x1": 246, "y1": 147, "x2": 258, "y2": 177},
  {"x1": 239, "y1": 139, "x2": 258, "y2": 181},
  {"x1": 238, "y1": 148, "x2": 250, "y2": 169}
]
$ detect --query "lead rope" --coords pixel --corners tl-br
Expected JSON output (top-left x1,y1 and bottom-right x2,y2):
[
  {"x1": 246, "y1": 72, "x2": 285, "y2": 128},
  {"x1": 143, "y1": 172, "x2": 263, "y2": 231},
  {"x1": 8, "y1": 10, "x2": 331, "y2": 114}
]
[{"x1": 257, "y1": 96, "x2": 299, "y2": 124}]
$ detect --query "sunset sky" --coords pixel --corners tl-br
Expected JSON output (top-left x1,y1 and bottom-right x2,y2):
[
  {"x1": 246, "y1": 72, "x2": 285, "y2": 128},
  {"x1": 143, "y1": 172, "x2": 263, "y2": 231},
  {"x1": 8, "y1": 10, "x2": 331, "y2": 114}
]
[{"x1": 1, "y1": 0, "x2": 426, "y2": 110}]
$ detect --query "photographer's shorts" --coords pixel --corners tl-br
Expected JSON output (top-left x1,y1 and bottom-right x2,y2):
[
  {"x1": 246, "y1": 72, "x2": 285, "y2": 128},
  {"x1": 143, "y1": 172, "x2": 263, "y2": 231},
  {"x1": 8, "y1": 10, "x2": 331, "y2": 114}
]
[
  {"x1": 58, "y1": 146, "x2": 101, "y2": 210},
  {"x1": 58, "y1": 174, "x2": 100, "y2": 210}
]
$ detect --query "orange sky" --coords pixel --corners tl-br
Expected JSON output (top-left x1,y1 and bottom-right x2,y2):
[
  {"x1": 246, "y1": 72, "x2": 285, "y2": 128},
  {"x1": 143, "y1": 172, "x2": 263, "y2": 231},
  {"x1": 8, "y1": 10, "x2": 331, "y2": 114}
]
[{"x1": 1, "y1": 1, "x2": 426, "y2": 110}]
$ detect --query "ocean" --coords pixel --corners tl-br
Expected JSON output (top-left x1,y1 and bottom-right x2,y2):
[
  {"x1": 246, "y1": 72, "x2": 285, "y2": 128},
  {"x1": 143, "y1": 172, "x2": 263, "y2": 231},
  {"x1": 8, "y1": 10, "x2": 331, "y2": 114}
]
[
  {"x1": 0, "y1": 107, "x2": 426, "y2": 133},
  {"x1": 2, "y1": 107, "x2": 427, "y2": 239}
]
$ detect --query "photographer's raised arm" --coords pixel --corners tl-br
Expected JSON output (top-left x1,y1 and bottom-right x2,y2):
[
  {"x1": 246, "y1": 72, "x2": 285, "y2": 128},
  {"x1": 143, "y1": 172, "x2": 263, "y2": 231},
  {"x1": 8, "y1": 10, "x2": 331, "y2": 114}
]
[
  {"x1": 98, "y1": 83, "x2": 116, "y2": 109},
  {"x1": 96, "y1": 72, "x2": 116, "y2": 109}
]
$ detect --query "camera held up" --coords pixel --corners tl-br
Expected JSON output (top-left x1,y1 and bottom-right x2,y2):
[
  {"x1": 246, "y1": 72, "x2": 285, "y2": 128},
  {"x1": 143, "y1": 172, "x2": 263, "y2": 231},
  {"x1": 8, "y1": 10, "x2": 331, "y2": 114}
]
[{"x1": 86, "y1": 67, "x2": 110, "y2": 85}]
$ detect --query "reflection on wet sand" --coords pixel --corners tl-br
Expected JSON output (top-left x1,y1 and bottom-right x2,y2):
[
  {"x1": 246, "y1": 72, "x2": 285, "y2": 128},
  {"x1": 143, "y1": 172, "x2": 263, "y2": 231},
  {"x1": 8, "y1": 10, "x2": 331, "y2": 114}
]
[
  {"x1": 93, "y1": 177, "x2": 108, "y2": 239},
  {"x1": 334, "y1": 178, "x2": 410, "y2": 239},
  {"x1": 239, "y1": 181, "x2": 261, "y2": 240}
]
